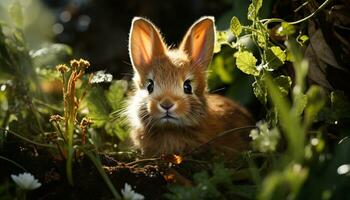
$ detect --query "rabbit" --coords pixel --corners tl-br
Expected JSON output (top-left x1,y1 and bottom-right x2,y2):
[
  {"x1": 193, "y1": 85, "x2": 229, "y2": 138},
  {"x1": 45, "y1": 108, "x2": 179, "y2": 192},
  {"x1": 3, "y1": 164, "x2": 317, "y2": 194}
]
[{"x1": 127, "y1": 16, "x2": 253, "y2": 157}]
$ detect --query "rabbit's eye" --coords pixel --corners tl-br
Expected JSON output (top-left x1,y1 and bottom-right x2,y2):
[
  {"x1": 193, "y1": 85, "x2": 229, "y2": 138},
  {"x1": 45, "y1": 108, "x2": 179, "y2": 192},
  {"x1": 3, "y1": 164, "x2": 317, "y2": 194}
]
[
  {"x1": 183, "y1": 79, "x2": 192, "y2": 94},
  {"x1": 147, "y1": 79, "x2": 154, "y2": 94}
]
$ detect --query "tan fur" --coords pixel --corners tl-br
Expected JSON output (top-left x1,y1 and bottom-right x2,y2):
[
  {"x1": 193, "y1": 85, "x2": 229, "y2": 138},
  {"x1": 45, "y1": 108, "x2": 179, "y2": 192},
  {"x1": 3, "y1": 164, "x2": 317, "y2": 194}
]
[{"x1": 127, "y1": 17, "x2": 253, "y2": 157}]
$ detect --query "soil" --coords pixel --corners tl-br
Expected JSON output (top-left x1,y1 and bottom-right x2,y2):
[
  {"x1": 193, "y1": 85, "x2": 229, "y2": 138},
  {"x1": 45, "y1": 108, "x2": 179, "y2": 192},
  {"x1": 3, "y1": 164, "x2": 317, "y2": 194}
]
[{"x1": 0, "y1": 135, "x2": 168, "y2": 200}]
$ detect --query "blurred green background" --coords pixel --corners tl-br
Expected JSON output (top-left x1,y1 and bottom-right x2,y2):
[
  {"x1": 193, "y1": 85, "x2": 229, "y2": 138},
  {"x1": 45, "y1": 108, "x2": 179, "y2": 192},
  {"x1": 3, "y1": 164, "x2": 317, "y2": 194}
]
[{"x1": 0, "y1": 0, "x2": 275, "y2": 110}]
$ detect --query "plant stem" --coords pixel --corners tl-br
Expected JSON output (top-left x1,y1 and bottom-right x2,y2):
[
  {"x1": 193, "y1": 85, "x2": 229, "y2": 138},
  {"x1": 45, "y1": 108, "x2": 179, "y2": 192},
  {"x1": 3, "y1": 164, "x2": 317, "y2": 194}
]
[
  {"x1": 261, "y1": 0, "x2": 331, "y2": 25},
  {"x1": 84, "y1": 150, "x2": 122, "y2": 200},
  {"x1": 66, "y1": 146, "x2": 74, "y2": 185},
  {"x1": 64, "y1": 70, "x2": 77, "y2": 185},
  {"x1": 0, "y1": 128, "x2": 56, "y2": 148},
  {"x1": 289, "y1": 0, "x2": 331, "y2": 25},
  {"x1": 33, "y1": 98, "x2": 62, "y2": 112},
  {"x1": 125, "y1": 158, "x2": 160, "y2": 166},
  {"x1": 0, "y1": 155, "x2": 27, "y2": 171}
]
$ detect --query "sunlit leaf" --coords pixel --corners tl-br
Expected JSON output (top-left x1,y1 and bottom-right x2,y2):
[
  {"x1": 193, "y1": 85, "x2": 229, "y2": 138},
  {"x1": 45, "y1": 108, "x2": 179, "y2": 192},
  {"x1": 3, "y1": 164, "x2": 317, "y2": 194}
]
[
  {"x1": 247, "y1": 0, "x2": 262, "y2": 21},
  {"x1": 247, "y1": 4, "x2": 256, "y2": 21},
  {"x1": 297, "y1": 35, "x2": 309, "y2": 46},
  {"x1": 265, "y1": 46, "x2": 286, "y2": 70},
  {"x1": 86, "y1": 86, "x2": 110, "y2": 127},
  {"x1": 234, "y1": 51, "x2": 259, "y2": 76},
  {"x1": 256, "y1": 31, "x2": 266, "y2": 47},
  {"x1": 230, "y1": 17, "x2": 242, "y2": 37},
  {"x1": 214, "y1": 31, "x2": 228, "y2": 53},
  {"x1": 253, "y1": 0, "x2": 263, "y2": 14},
  {"x1": 106, "y1": 80, "x2": 128, "y2": 111},
  {"x1": 277, "y1": 22, "x2": 296, "y2": 36},
  {"x1": 217, "y1": 31, "x2": 228, "y2": 43}
]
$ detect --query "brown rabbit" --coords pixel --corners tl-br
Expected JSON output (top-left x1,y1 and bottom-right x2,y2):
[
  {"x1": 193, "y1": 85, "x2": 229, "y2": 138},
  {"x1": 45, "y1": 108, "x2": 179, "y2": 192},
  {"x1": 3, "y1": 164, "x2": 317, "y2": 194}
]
[{"x1": 127, "y1": 16, "x2": 253, "y2": 157}]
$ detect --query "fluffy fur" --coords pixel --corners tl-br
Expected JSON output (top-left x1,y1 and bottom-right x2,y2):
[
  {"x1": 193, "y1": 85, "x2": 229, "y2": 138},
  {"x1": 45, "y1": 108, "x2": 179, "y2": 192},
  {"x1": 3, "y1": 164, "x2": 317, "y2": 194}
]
[{"x1": 127, "y1": 16, "x2": 253, "y2": 157}]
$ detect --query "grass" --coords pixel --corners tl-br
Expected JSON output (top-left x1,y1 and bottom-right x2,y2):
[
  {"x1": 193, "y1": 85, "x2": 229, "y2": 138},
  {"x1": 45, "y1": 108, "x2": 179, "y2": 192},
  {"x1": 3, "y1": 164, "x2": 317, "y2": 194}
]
[{"x1": 1, "y1": 0, "x2": 350, "y2": 199}]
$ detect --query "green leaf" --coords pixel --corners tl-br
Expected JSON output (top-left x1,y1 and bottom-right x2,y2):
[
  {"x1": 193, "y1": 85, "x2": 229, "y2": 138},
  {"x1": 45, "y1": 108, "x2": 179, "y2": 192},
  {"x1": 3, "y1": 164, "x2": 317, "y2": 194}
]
[
  {"x1": 230, "y1": 17, "x2": 242, "y2": 37},
  {"x1": 273, "y1": 75, "x2": 291, "y2": 96},
  {"x1": 265, "y1": 46, "x2": 286, "y2": 70},
  {"x1": 254, "y1": 75, "x2": 291, "y2": 120},
  {"x1": 297, "y1": 35, "x2": 309, "y2": 46},
  {"x1": 247, "y1": 4, "x2": 256, "y2": 21},
  {"x1": 106, "y1": 80, "x2": 128, "y2": 111},
  {"x1": 105, "y1": 121, "x2": 129, "y2": 140},
  {"x1": 277, "y1": 22, "x2": 296, "y2": 36},
  {"x1": 87, "y1": 86, "x2": 110, "y2": 127},
  {"x1": 256, "y1": 31, "x2": 267, "y2": 47},
  {"x1": 214, "y1": 31, "x2": 228, "y2": 53},
  {"x1": 104, "y1": 80, "x2": 129, "y2": 140},
  {"x1": 253, "y1": 0, "x2": 263, "y2": 14},
  {"x1": 247, "y1": 0, "x2": 262, "y2": 21},
  {"x1": 9, "y1": 1, "x2": 23, "y2": 28},
  {"x1": 234, "y1": 51, "x2": 259, "y2": 76},
  {"x1": 252, "y1": 79, "x2": 267, "y2": 104}
]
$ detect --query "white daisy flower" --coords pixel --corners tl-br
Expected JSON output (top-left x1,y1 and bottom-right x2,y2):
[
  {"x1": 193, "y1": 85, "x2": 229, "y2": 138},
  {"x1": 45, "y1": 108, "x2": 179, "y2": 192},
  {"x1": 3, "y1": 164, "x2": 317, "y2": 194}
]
[
  {"x1": 11, "y1": 172, "x2": 42, "y2": 190},
  {"x1": 121, "y1": 183, "x2": 144, "y2": 200}
]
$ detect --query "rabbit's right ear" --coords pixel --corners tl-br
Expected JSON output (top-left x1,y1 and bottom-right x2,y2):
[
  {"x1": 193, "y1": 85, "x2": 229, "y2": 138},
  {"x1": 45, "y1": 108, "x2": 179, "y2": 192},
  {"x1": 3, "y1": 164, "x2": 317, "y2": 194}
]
[{"x1": 129, "y1": 17, "x2": 166, "y2": 76}]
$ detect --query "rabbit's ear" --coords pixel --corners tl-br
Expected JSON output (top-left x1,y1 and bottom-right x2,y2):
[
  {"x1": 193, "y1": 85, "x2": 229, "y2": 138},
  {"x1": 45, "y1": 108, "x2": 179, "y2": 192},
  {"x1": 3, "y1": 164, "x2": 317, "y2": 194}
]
[
  {"x1": 129, "y1": 17, "x2": 166, "y2": 75},
  {"x1": 180, "y1": 17, "x2": 215, "y2": 70}
]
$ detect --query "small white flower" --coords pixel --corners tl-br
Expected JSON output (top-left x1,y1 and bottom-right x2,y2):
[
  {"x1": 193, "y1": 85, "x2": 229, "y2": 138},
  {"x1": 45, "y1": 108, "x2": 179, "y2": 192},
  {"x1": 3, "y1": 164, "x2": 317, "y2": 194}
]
[
  {"x1": 121, "y1": 183, "x2": 144, "y2": 200},
  {"x1": 91, "y1": 70, "x2": 113, "y2": 83},
  {"x1": 11, "y1": 172, "x2": 42, "y2": 190},
  {"x1": 250, "y1": 121, "x2": 280, "y2": 153}
]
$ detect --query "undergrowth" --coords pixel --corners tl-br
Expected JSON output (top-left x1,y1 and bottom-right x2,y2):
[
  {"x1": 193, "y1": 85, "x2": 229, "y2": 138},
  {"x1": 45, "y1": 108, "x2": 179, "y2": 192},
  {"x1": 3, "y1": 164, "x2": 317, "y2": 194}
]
[{"x1": 1, "y1": 0, "x2": 350, "y2": 199}]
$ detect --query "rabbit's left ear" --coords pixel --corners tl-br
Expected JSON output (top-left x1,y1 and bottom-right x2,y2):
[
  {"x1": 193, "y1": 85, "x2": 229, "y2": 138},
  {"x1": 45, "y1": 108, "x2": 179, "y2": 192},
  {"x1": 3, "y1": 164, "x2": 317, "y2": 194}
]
[{"x1": 180, "y1": 17, "x2": 215, "y2": 70}]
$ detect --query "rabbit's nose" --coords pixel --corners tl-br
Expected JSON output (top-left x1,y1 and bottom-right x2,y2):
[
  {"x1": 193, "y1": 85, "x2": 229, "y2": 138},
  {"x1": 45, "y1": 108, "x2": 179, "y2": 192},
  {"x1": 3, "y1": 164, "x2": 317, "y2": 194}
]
[{"x1": 160, "y1": 100, "x2": 174, "y2": 111}]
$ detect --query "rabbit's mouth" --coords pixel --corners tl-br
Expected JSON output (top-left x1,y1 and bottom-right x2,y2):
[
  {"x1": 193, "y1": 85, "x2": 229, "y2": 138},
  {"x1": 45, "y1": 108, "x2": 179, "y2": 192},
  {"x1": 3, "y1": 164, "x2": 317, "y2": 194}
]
[
  {"x1": 161, "y1": 114, "x2": 177, "y2": 120},
  {"x1": 159, "y1": 114, "x2": 179, "y2": 124}
]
